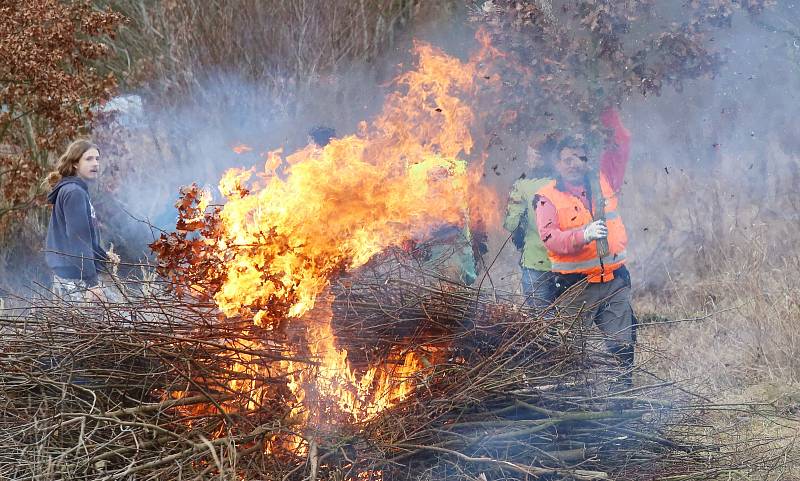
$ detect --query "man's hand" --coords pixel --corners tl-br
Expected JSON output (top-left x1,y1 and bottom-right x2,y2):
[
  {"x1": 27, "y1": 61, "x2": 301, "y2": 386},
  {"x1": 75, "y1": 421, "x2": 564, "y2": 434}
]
[
  {"x1": 107, "y1": 251, "x2": 120, "y2": 264},
  {"x1": 85, "y1": 286, "x2": 106, "y2": 302},
  {"x1": 583, "y1": 220, "x2": 608, "y2": 243}
]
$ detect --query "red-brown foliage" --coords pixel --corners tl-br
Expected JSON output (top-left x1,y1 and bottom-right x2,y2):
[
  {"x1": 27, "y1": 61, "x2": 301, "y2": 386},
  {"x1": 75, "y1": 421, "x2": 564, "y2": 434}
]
[
  {"x1": 470, "y1": 0, "x2": 775, "y2": 142},
  {"x1": 0, "y1": 0, "x2": 121, "y2": 227}
]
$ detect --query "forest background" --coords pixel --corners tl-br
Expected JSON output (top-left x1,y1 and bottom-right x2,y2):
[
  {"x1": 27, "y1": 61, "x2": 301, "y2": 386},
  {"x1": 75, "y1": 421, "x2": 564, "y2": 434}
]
[{"x1": 1, "y1": 0, "x2": 799, "y2": 419}]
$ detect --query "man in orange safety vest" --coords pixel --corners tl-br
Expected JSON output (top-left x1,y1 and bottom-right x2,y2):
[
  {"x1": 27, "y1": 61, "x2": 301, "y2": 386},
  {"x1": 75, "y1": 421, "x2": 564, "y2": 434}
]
[{"x1": 534, "y1": 107, "x2": 635, "y2": 388}]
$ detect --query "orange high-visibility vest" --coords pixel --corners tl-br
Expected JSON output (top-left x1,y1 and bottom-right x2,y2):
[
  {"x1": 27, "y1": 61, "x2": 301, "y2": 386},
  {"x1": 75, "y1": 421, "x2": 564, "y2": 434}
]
[{"x1": 536, "y1": 174, "x2": 627, "y2": 282}]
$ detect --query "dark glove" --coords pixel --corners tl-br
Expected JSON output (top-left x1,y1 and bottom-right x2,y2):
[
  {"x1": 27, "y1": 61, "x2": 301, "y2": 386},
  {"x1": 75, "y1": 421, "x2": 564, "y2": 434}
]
[{"x1": 511, "y1": 210, "x2": 527, "y2": 250}]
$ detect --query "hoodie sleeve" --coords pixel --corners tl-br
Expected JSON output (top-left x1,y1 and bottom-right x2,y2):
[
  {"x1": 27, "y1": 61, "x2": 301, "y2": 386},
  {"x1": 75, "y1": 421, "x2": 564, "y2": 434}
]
[{"x1": 61, "y1": 189, "x2": 100, "y2": 286}]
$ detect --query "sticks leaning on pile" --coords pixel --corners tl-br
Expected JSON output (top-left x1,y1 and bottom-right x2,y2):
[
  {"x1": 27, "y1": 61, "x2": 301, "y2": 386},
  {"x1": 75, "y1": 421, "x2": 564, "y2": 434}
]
[
  {"x1": 0, "y1": 282, "x2": 291, "y2": 480},
  {"x1": 0, "y1": 258, "x2": 795, "y2": 480}
]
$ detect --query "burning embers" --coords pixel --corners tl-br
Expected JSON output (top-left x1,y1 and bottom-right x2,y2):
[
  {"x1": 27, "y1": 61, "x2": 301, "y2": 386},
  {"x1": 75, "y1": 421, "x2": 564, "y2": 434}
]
[
  {"x1": 281, "y1": 293, "x2": 446, "y2": 427},
  {"x1": 151, "y1": 37, "x2": 498, "y2": 451}
]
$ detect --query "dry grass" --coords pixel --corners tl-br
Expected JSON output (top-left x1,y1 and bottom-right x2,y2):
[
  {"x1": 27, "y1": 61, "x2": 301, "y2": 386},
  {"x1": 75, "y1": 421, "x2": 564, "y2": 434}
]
[
  {"x1": 626, "y1": 149, "x2": 800, "y2": 390},
  {"x1": 632, "y1": 238, "x2": 800, "y2": 477},
  {"x1": 620, "y1": 148, "x2": 800, "y2": 478},
  {"x1": 98, "y1": 0, "x2": 457, "y2": 103}
]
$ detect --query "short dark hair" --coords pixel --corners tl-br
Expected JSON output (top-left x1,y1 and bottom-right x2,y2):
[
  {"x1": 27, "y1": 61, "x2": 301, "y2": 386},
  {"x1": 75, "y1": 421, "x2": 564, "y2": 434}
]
[
  {"x1": 308, "y1": 126, "x2": 336, "y2": 147},
  {"x1": 556, "y1": 135, "x2": 587, "y2": 155}
]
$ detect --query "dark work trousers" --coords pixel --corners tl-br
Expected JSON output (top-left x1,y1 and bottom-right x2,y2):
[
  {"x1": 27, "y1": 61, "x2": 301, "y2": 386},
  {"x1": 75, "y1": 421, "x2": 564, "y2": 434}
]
[{"x1": 556, "y1": 270, "x2": 636, "y2": 386}]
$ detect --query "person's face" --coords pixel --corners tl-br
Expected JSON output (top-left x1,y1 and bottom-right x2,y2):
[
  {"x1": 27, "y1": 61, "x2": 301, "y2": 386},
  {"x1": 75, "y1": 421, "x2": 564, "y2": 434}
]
[
  {"x1": 555, "y1": 147, "x2": 589, "y2": 183},
  {"x1": 75, "y1": 148, "x2": 100, "y2": 181}
]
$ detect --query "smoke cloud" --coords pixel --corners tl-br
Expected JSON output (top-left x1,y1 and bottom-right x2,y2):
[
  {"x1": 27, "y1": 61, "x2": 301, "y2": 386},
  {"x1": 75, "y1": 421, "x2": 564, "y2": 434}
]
[{"x1": 97, "y1": 6, "x2": 800, "y2": 297}]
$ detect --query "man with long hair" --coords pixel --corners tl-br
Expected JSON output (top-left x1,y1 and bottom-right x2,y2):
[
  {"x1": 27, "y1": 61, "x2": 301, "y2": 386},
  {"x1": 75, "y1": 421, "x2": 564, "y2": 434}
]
[{"x1": 45, "y1": 139, "x2": 115, "y2": 301}]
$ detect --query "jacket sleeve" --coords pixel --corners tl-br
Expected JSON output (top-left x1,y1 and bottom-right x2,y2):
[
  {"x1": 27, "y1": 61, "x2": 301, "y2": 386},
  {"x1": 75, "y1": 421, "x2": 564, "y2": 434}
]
[
  {"x1": 503, "y1": 183, "x2": 527, "y2": 233},
  {"x1": 94, "y1": 241, "x2": 110, "y2": 264},
  {"x1": 61, "y1": 189, "x2": 100, "y2": 286},
  {"x1": 599, "y1": 108, "x2": 631, "y2": 193},
  {"x1": 535, "y1": 195, "x2": 587, "y2": 255}
]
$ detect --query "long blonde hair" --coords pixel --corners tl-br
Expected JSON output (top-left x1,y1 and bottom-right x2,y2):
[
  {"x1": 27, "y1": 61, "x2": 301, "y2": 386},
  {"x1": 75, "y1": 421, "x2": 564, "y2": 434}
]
[{"x1": 46, "y1": 139, "x2": 99, "y2": 187}]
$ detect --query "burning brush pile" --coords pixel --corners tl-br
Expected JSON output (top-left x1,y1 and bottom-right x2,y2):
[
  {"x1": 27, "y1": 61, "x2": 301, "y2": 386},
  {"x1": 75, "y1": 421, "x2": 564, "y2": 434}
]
[
  {"x1": 0, "y1": 37, "x2": 793, "y2": 480},
  {"x1": 0, "y1": 267, "x2": 786, "y2": 480}
]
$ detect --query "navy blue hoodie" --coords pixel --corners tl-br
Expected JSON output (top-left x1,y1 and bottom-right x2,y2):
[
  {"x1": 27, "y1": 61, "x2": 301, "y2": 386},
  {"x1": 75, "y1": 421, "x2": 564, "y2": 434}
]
[{"x1": 45, "y1": 176, "x2": 109, "y2": 287}]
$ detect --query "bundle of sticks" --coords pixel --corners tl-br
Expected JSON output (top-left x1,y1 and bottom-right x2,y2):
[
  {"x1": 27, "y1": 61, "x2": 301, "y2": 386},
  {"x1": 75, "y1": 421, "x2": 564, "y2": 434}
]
[{"x1": 0, "y1": 257, "x2": 793, "y2": 480}]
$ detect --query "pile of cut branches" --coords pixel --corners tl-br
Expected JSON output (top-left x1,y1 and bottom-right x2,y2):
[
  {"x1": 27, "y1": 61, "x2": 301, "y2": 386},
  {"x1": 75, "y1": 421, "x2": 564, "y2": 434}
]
[{"x1": 0, "y1": 261, "x2": 794, "y2": 480}]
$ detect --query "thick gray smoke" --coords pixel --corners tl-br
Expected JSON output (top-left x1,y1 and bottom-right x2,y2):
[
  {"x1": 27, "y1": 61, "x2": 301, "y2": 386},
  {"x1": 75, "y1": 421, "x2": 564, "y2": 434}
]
[
  {"x1": 620, "y1": 10, "x2": 800, "y2": 290},
  {"x1": 478, "y1": 7, "x2": 800, "y2": 293},
  {"x1": 97, "y1": 7, "x2": 800, "y2": 295},
  {"x1": 96, "y1": 17, "x2": 477, "y2": 266}
]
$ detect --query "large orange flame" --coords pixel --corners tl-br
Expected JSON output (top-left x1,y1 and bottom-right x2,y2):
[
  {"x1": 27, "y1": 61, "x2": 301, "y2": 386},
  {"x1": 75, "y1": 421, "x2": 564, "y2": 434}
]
[
  {"x1": 165, "y1": 36, "x2": 501, "y2": 448},
  {"x1": 213, "y1": 41, "x2": 496, "y2": 322}
]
